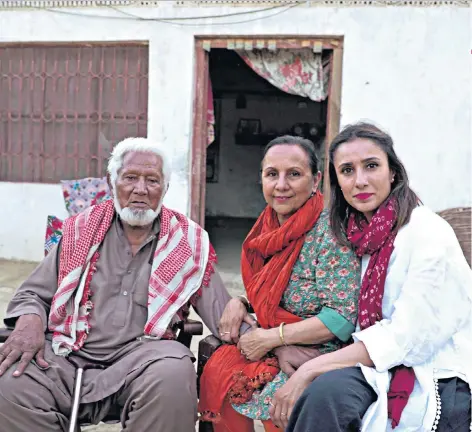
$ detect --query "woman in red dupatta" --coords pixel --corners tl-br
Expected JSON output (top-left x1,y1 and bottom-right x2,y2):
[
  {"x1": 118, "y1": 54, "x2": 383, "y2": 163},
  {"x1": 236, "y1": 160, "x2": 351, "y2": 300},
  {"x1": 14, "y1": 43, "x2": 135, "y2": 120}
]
[
  {"x1": 199, "y1": 136, "x2": 361, "y2": 431},
  {"x1": 281, "y1": 123, "x2": 472, "y2": 432}
]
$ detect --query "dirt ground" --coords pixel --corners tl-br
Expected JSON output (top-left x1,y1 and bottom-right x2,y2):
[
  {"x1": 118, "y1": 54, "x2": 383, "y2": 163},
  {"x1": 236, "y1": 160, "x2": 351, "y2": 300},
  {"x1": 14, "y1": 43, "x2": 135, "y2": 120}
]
[{"x1": 0, "y1": 259, "x2": 263, "y2": 432}]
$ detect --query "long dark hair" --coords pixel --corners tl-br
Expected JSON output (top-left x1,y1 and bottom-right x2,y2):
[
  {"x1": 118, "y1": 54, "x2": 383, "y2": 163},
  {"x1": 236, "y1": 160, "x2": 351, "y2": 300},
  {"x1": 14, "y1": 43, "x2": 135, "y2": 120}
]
[
  {"x1": 329, "y1": 122, "x2": 421, "y2": 245},
  {"x1": 262, "y1": 135, "x2": 319, "y2": 175}
]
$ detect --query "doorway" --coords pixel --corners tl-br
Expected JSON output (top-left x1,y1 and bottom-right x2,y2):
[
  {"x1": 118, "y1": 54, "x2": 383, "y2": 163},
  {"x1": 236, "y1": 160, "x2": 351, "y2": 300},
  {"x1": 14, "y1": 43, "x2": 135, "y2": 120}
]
[{"x1": 191, "y1": 37, "x2": 344, "y2": 294}]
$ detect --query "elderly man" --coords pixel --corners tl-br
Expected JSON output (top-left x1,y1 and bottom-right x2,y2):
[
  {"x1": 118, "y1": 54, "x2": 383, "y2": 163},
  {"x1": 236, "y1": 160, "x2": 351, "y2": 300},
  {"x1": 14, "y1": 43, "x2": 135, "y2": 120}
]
[{"x1": 0, "y1": 137, "x2": 251, "y2": 431}]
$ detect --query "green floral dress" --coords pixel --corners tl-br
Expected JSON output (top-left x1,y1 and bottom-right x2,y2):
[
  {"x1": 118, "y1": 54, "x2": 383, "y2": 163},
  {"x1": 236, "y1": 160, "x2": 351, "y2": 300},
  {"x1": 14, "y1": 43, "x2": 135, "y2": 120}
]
[{"x1": 232, "y1": 210, "x2": 361, "y2": 420}]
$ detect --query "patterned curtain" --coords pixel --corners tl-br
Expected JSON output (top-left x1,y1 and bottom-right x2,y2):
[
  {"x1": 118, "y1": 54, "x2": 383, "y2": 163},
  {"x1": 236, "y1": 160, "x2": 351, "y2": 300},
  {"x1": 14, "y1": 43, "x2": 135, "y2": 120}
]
[
  {"x1": 237, "y1": 49, "x2": 330, "y2": 102},
  {"x1": 207, "y1": 75, "x2": 215, "y2": 147}
]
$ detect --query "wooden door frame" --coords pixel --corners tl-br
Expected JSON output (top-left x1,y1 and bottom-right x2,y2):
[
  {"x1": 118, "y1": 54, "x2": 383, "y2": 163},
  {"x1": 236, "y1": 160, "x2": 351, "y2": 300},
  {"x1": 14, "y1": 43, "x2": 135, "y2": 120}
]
[{"x1": 190, "y1": 36, "x2": 344, "y2": 225}]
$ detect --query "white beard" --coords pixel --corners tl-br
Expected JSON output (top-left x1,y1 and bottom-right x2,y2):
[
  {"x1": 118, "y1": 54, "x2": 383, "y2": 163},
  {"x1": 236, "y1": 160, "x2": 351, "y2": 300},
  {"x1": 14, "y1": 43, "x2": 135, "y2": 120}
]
[{"x1": 113, "y1": 196, "x2": 161, "y2": 227}]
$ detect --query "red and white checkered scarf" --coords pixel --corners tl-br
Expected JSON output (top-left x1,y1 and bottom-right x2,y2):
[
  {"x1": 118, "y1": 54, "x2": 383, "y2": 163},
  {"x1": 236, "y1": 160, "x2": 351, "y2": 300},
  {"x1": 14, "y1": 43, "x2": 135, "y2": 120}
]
[{"x1": 48, "y1": 199, "x2": 214, "y2": 356}]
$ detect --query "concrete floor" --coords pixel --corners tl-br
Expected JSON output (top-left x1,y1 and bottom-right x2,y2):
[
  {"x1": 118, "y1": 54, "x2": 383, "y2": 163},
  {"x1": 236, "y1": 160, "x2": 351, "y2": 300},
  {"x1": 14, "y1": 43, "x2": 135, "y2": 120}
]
[
  {"x1": 0, "y1": 218, "x2": 264, "y2": 432},
  {"x1": 206, "y1": 216, "x2": 255, "y2": 296}
]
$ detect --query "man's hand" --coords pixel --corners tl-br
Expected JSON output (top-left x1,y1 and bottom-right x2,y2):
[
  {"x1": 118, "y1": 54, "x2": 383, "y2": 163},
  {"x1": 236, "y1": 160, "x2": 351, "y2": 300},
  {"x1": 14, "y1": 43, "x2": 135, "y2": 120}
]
[
  {"x1": 273, "y1": 345, "x2": 322, "y2": 377},
  {"x1": 218, "y1": 298, "x2": 257, "y2": 344},
  {"x1": 0, "y1": 314, "x2": 48, "y2": 377}
]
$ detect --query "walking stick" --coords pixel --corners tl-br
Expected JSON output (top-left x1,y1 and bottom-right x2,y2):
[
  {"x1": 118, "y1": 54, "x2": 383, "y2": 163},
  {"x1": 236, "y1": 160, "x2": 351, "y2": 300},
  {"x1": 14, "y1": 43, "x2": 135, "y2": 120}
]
[
  {"x1": 67, "y1": 358, "x2": 105, "y2": 432},
  {"x1": 68, "y1": 364, "x2": 84, "y2": 432}
]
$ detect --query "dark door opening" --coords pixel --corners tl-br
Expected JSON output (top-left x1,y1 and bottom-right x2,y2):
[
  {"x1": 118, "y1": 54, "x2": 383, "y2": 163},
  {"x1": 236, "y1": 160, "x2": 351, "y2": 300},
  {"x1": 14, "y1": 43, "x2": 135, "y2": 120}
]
[{"x1": 205, "y1": 49, "x2": 328, "y2": 295}]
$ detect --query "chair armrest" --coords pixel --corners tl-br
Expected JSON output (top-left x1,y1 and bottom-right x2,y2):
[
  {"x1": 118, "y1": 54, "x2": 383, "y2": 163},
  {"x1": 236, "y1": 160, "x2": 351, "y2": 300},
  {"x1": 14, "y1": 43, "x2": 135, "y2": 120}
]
[
  {"x1": 175, "y1": 318, "x2": 204, "y2": 349},
  {"x1": 0, "y1": 328, "x2": 13, "y2": 343},
  {"x1": 180, "y1": 319, "x2": 203, "y2": 336},
  {"x1": 0, "y1": 321, "x2": 205, "y2": 343},
  {"x1": 196, "y1": 334, "x2": 223, "y2": 394}
]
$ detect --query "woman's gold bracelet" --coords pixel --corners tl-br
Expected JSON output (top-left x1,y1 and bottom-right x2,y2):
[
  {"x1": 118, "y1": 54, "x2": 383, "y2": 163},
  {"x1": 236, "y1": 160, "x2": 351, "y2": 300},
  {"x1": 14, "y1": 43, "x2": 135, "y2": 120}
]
[{"x1": 279, "y1": 322, "x2": 287, "y2": 346}]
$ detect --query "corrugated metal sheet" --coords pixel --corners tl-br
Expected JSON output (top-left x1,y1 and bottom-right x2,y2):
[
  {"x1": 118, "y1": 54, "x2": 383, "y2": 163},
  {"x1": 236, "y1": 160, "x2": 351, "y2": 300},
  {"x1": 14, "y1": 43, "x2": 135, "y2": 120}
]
[{"x1": 0, "y1": 0, "x2": 468, "y2": 8}]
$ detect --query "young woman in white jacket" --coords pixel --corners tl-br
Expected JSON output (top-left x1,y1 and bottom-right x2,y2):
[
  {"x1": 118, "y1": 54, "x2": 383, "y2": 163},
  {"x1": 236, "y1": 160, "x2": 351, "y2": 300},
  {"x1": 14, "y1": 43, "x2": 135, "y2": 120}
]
[{"x1": 269, "y1": 122, "x2": 472, "y2": 432}]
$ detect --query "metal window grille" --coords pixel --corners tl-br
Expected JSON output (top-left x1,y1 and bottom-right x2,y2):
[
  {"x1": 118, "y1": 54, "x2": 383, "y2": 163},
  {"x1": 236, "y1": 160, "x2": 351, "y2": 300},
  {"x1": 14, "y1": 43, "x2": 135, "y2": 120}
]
[{"x1": 0, "y1": 44, "x2": 149, "y2": 183}]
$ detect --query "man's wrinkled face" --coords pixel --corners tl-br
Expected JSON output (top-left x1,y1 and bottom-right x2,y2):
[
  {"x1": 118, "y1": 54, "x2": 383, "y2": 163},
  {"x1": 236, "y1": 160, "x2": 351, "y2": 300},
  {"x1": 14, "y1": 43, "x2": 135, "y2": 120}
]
[{"x1": 112, "y1": 151, "x2": 166, "y2": 227}]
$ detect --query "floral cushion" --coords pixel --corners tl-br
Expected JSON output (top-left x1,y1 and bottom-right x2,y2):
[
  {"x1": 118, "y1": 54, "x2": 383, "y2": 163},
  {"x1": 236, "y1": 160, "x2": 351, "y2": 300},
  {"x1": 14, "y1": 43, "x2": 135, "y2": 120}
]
[
  {"x1": 61, "y1": 177, "x2": 110, "y2": 216},
  {"x1": 45, "y1": 215, "x2": 63, "y2": 256}
]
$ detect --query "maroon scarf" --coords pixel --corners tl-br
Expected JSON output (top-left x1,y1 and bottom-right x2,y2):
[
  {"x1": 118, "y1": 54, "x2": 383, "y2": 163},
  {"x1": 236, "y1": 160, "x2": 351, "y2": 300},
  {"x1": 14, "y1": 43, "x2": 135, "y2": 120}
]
[{"x1": 348, "y1": 198, "x2": 415, "y2": 429}]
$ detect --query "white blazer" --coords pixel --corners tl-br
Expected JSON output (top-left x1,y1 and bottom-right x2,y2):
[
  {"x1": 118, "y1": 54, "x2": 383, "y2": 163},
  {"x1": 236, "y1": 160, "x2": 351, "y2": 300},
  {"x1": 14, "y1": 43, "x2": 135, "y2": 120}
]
[{"x1": 352, "y1": 206, "x2": 472, "y2": 431}]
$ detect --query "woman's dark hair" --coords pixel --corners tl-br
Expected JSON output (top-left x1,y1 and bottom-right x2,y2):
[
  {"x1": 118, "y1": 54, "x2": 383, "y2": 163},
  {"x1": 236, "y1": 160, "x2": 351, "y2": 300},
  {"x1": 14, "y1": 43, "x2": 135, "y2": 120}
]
[
  {"x1": 329, "y1": 122, "x2": 421, "y2": 245},
  {"x1": 261, "y1": 135, "x2": 319, "y2": 175}
]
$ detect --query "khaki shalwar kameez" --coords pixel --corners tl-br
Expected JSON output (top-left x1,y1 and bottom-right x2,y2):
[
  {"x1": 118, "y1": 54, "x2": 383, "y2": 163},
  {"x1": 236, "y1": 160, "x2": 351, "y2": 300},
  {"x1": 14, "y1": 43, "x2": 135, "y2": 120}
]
[{"x1": 0, "y1": 217, "x2": 232, "y2": 431}]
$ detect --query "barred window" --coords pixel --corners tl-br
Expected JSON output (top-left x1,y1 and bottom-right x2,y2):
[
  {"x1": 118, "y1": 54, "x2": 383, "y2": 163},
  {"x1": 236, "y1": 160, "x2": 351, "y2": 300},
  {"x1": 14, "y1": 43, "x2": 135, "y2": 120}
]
[{"x1": 0, "y1": 44, "x2": 149, "y2": 183}]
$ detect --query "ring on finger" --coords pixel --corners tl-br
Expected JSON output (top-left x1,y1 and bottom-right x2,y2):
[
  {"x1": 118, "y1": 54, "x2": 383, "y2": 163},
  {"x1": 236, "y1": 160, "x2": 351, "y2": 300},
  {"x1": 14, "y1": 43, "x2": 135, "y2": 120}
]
[
  {"x1": 281, "y1": 412, "x2": 287, "y2": 417},
  {"x1": 269, "y1": 402, "x2": 275, "y2": 407}
]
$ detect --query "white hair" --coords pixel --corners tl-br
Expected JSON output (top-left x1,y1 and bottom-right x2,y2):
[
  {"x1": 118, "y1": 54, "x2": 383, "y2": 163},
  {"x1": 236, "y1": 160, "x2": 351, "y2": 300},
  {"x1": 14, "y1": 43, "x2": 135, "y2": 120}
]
[
  {"x1": 107, "y1": 137, "x2": 170, "y2": 226},
  {"x1": 107, "y1": 137, "x2": 171, "y2": 187}
]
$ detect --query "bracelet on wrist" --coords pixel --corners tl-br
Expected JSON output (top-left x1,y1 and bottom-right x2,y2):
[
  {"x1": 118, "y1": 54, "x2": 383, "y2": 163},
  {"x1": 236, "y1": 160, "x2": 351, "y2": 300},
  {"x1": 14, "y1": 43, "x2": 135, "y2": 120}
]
[{"x1": 279, "y1": 322, "x2": 287, "y2": 346}]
